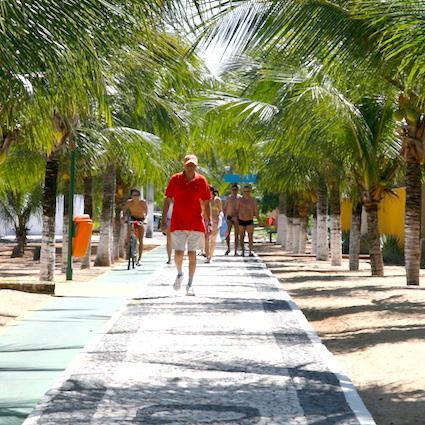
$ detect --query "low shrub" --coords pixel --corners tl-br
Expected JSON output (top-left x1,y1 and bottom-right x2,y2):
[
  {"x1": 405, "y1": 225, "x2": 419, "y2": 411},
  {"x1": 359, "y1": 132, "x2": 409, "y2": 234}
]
[{"x1": 382, "y1": 234, "x2": 404, "y2": 266}]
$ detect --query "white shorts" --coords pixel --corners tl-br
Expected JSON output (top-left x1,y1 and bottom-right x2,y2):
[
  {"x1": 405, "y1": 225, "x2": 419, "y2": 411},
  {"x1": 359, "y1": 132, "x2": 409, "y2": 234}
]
[{"x1": 172, "y1": 231, "x2": 203, "y2": 252}]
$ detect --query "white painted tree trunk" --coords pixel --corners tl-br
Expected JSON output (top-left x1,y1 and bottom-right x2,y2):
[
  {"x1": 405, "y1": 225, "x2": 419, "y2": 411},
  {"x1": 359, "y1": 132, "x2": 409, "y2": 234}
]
[
  {"x1": 39, "y1": 152, "x2": 59, "y2": 281},
  {"x1": 349, "y1": 203, "x2": 362, "y2": 271},
  {"x1": 330, "y1": 187, "x2": 342, "y2": 266},
  {"x1": 311, "y1": 215, "x2": 317, "y2": 255},
  {"x1": 276, "y1": 193, "x2": 287, "y2": 248},
  {"x1": 277, "y1": 214, "x2": 287, "y2": 247},
  {"x1": 94, "y1": 166, "x2": 116, "y2": 267},
  {"x1": 113, "y1": 209, "x2": 121, "y2": 261},
  {"x1": 286, "y1": 217, "x2": 293, "y2": 251},
  {"x1": 292, "y1": 217, "x2": 300, "y2": 253},
  {"x1": 40, "y1": 215, "x2": 56, "y2": 281},
  {"x1": 298, "y1": 217, "x2": 307, "y2": 254},
  {"x1": 316, "y1": 179, "x2": 328, "y2": 261},
  {"x1": 119, "y1": 222, "x2": 127, "y2": 258},
  {"x1": 81, "y1": 239, "x2": 92, "y2": 269}
]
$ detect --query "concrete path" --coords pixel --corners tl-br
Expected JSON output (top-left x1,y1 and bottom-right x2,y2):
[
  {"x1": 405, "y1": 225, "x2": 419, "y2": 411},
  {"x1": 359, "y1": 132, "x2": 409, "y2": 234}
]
[
  {"x1": 20, "y1": 246, "x2": 375, "y2": 425},
  {"x1": 0, "y1": 247, "x2": 167, "y2": 425}
]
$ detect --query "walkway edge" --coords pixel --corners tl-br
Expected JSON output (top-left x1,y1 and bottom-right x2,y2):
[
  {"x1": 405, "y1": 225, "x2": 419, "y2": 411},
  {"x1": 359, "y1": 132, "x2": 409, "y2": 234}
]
[
  {"x1": 257, "y1": 257, "x2": 376, "y2": 425},
  {"x1": 22, "y1": 259, "x2": 167, "y2": 425}
]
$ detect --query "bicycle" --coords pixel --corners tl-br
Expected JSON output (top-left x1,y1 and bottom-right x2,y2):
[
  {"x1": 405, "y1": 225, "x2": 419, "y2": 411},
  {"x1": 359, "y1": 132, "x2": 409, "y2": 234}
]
[{"x1": 126, "y1": 219, "x2": 144, "y2": 270}]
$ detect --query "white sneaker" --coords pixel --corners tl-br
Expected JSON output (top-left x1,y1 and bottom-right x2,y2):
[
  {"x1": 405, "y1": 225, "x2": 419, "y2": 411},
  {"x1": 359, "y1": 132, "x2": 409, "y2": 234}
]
[
  {"x1": 173, "y1": 274, "x2": 184, "y2": 291},
  {"x1": 186, "y1": 285, "x2": 195, "y2": 296}
]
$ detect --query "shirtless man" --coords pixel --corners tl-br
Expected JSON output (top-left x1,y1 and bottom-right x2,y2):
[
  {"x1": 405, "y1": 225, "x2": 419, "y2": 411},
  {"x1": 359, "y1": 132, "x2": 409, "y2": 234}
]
[
  {"x1": 224, "y1": 183, "x2": 242, "y2": 256},
  {"x1": 238, "y1": 184, "x2": 262, "y2": 257},
  {"x1": 122, "y1": 188, "x2": 148, "y2": 265}
]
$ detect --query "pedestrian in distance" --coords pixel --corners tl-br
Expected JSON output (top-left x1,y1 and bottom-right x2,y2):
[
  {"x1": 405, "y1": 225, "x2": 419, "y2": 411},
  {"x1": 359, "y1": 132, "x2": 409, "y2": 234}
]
[
  {"x1": 238, "y1": 184, "x2": 262, "y2": 257},
  {"x1": 121, "y1": 188, "x2": 148, "y2": 266},
  {"x1": 206, "y1": 186, "x2": 223, "y2": 263},
  {"x1": 223, "y1": 183, "x2": 242, "y2": 256},
  {"x1": 161, "y1": 154, "x2": 212, "y2": 296}
]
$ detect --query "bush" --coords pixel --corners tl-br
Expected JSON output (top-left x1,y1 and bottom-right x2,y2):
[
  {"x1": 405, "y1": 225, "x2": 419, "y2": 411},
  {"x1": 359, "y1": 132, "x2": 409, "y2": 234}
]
[{"x1": 381, "y1": 235, "x2": 404, "y2": 265}]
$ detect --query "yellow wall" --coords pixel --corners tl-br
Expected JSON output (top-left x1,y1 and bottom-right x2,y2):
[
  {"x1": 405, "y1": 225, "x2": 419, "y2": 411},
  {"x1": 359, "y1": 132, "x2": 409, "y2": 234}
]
[{"x1": 340, "y1": 187, "x2": 406, "y2": 243}]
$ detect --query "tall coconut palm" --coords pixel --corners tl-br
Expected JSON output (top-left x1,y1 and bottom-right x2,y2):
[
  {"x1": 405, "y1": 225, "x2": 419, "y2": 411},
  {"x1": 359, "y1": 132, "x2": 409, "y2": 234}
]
[{"x1": 196, "y1": 0, "x2": 425, "y2": 284}]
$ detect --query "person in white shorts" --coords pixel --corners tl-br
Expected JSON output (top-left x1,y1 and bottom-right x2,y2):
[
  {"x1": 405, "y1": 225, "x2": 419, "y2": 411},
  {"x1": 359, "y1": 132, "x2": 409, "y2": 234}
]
[{"x1": 161, "y1": 154, "x2": 212, "y2": 296}]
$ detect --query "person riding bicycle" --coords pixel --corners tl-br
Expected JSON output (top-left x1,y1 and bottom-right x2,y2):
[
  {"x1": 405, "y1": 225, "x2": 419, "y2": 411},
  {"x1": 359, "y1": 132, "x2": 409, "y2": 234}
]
[{"x1": 122, "y1": 188, "x2": 147, "y2": 266}]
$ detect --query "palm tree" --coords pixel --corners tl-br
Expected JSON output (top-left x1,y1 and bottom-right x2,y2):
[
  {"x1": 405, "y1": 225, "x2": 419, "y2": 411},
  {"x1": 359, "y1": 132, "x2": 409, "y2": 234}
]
[
  {"x1": 196, "y1": 0, "x2": 425, "y2": 284},
  {"x1": 0, "y1": 186, "x2": 43, "y2": 257}
]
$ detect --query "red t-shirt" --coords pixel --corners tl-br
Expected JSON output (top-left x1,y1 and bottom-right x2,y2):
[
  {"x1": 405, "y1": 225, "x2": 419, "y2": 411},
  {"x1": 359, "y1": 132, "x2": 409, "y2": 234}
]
[{"x1": 165, "y1": 172, "x2": 211, "y2": 232}]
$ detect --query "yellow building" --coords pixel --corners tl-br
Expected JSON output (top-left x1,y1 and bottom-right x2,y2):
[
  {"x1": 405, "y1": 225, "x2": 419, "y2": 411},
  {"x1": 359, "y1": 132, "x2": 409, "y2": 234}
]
[{"x1": 341, "y1": 187, "x2": 406, "y2": 243}]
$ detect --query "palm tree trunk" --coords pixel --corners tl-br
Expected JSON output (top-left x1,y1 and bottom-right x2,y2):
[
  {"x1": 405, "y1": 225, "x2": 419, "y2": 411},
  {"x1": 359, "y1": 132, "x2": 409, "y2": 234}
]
[
  {"x1": 81, "y1": 176, "x2": 93, "y2": 269},
  {"x1": 119, "y1": 221, "x2": 127, "y2": 258},
  {"x1": 298, "y1": 216, "x2": 307, "y2": 254},
  {"x1": 276, "y1": 193, "x2": 287, "y2": 248},
  {"x1": 113, "y1": 206, "x2": 121, "y2": 261},
  {"x1": 405, "y1": 158, "x2": 422, "y2": 285},
  {"x1": 39, "y1": 150, "x2": 59, "y2": 281},
  {"x1": 285, "y1": 199, "x2": 293, "y2": 251},
  {"x1": 330, "y1": 186, "x2": 342, "y2": 266},
  {"x1": 366, "y1": 204, "x2": 384, "y2": 277},
  {"x1": 316, "y1": 178, "x2": 328, "y2": 261},
  {"x1": 61, "y1": 182, "x2": 69, "y2": 273},
  {"x1": 292, "y1": 215, "x2": 300, "y2": 253},
  {"x1": 349, "y1": 202, "x2": 362, "y2": 271},
  {"x1": 311, "y1": 209, "x2": 317, "y2": 255},
  {"x1": 12, "y1": 221, "x2": 27, "y2": 258},
  {"x1": 94, "y1": 166, "x2": 116, "y2": 267}
]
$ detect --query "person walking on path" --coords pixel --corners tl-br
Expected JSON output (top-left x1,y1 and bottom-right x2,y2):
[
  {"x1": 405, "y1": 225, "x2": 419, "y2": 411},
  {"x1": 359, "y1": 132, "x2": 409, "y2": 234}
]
[
  {"x1": 122, "y1": 188, "x2": 148, "y2": 266},
  {"x1": 206, "y1": 186, "x2": 223, "y2": 263},
  {"x1": 161, "y1": 154, "x2": 212, "y2": 296},
  {"x1": 224, "y1": 183, "x2": 242, "y2": 256},
  {"x1": 238, "y1": 184, "x2": 262, "y2": 257}
]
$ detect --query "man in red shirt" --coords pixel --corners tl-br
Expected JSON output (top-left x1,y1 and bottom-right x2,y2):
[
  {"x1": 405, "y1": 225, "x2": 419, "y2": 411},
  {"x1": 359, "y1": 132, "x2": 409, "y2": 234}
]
[{"x1": 161, "y1": 154, "x2": 212, "y2": 296}]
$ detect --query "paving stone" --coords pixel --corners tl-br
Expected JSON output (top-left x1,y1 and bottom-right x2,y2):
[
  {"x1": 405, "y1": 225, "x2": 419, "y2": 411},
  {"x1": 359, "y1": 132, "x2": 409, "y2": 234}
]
[{"x1": 23, "y1": 248, "x2": 375, "y2": 425}]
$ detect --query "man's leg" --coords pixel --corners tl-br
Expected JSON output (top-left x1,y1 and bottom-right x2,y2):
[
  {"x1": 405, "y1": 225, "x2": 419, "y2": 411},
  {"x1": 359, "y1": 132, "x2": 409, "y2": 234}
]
[
  {"x1": 247, "y1": 224, "x2": 255, "y2": 255},
  {"x1": 137, "y1": 226, "x2": 145, "y2": 262},
  {"x1": 185, "y1": 232, "x2": 203, "y2": 295},
  {"x1": 188, "y1": 251, "x2": 197, "y2": 285},
  {"x1": 234, "y1": 221, "x2": 240, "y2": 255},
  {"x1": 174, "y1": 250, "x2": 184, "y2": 274},
  {"x1": 225, "y1": 220, "x2": 233, "y2": 255},
  {"x1": 239, "y1": 226, "x2": 246, "y2": 255},
  {"x1": 172, "y1": 231, "x2": 186, "y2": 290},
  {"x1": 209, "y1": 229, "x2": 219, "y2": 260}
]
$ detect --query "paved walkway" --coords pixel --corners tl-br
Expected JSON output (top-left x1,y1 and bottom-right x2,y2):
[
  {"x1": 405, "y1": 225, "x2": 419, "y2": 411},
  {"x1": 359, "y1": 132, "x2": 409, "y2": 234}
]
[
  {"x1": 0, "y1": 247, "x2": 166, "y2": 425},
  {"x1": 19, "y1": 246, "x2": 375, "y2": 425}
]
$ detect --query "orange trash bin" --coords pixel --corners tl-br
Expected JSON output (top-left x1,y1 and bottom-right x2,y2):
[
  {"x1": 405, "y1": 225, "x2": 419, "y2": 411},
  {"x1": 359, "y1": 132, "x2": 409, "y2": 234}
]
[{"x1": 72, "y1": 214, "x2": 93, "y2": 257}]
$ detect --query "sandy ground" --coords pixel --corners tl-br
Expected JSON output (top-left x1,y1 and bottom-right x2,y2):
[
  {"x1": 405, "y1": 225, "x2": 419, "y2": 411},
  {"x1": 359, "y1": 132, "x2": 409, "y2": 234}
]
[
  {"x1": 0, "y1": 238, "x2": 161, "y2": 330},
  {"x1": 255, "y1": 242, "x2": 425, "y2": 425}
]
